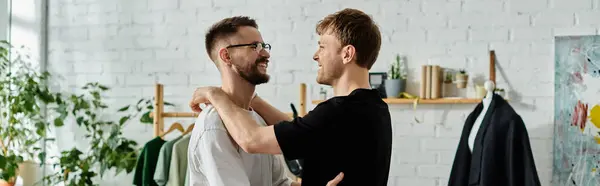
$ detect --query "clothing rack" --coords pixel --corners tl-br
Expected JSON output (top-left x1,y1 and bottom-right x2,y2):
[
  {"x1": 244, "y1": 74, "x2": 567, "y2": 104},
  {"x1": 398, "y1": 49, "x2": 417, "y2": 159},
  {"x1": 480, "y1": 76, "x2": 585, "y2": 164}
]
[
  {"x1": 149, "y1": 83, "x2": 308, "y2": 138},
  {"x1": 489, "y1": 50, "x2": 496, "y2": 84},
  {"x1": 485, "y1": 50, "x2": 498, "y2": 94}
]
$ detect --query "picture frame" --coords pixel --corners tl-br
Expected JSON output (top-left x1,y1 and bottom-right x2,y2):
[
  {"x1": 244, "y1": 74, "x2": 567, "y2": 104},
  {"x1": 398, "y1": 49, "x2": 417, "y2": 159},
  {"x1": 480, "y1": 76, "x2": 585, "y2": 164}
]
[{"x1": 369, "y1": 72, "x2": 388, "y2": 98}]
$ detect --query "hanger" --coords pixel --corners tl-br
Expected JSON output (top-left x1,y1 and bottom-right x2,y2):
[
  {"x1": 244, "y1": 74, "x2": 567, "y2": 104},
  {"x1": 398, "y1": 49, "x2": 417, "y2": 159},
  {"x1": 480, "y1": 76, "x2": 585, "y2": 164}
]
[
  {"x1": 182, "y1": 123, "x2": 195, "y2": 135},
  {"x1": 160, "y1": 122, "x2": 185, "y2": 138}
]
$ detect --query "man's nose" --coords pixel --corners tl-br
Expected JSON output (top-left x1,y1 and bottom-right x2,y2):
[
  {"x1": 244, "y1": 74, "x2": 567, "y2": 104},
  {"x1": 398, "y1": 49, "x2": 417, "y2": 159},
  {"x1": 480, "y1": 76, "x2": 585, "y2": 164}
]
[{"x1": 260, "y1": 49, "x2": 270, "y2": 58}]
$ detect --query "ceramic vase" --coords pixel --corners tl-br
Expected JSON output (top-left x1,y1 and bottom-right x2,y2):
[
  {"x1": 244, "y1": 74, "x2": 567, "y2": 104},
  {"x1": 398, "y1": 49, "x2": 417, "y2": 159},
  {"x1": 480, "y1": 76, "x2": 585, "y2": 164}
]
[
  {"x1": 475, "y1": 85, "x2": 486, "y2": 98},
  {"x1": 384, "y1": 79, "x2": 406, "y2": 98},
  {"x1": 455, "y1": 74, "x2": 468, "y2": 88},
  {"x1": 18, "y1": 160, "x2": 42, "y2": 186}
]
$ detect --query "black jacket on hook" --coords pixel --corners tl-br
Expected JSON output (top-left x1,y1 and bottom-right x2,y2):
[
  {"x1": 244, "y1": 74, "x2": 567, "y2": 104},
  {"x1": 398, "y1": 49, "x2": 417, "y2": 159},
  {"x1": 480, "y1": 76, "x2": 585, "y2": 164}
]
[{"x1": 448, "y1": 93, "x2": 542, "y2": 186}]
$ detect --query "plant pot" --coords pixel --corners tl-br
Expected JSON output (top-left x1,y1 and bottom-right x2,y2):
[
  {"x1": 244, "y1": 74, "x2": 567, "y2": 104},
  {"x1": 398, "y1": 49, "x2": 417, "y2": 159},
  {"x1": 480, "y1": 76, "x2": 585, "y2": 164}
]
[
  {"x1": 384, "y1": 79, "x2": 406, "y2": 98},
  {"x1": 0, "y1": 160, "x2": 41, "y2": 186},
  {"x1": 455, "y1": 74, "x2": 468, "y2": 89},
  {"x1": 19, "y1": 160, "x2": 43, "y2": 186},
  {"x1": 495, "y1": 90, "x2": 505, "y2": 98},
  {"x1": 0, "y1": 179, "x2": 15, "y2": 186}
]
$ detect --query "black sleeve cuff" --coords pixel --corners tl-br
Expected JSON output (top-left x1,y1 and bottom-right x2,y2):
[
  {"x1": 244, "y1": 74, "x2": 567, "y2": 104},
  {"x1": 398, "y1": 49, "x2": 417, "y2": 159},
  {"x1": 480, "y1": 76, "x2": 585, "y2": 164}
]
[{"x1": 274, "y1": 120, "x2": 301, "y2": 160}]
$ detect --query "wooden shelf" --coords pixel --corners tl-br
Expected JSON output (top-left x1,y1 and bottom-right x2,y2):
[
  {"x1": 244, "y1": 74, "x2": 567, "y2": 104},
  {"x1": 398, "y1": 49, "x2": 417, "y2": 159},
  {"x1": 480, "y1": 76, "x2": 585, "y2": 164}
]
[{"x1": 311, "y1": 98, "x2": 484, "y2": 104}]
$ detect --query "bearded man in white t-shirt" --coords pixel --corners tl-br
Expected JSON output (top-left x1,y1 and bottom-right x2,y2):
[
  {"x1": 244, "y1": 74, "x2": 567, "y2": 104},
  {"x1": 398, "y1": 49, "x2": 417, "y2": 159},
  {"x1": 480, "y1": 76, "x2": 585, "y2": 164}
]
[{"x1": 186, "y1": 16, "x2": 296, "y2": 186}]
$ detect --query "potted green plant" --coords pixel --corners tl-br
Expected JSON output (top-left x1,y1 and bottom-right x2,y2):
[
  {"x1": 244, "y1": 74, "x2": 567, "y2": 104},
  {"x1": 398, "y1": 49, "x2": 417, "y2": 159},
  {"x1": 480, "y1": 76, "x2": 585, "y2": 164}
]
[
  {"x1": 39, "y1": 95, "x2": 173, "y2": 186},
  {"x1": 384, "y1": 54, "x2": 407, "y2": 98},
  {"x1": 0, "y1": 40, "x2": 64, "y2": 185},
  {"x1": 0, "y1": 40, "x2": 152, "y2": 186},
  {"x1": 494, "y1": 88, "x2": 505, "y2": 97},
  {"x1": 443, "y1": 70, "x2": 453, "y2": 84},
  {"x1": 455, "y1": 69, "x2": 468, "y2": 88}
]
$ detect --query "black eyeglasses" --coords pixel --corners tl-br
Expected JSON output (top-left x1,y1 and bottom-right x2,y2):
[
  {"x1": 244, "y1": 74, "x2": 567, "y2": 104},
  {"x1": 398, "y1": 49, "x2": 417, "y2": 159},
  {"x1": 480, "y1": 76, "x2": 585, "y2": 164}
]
[{"x1": 226, "y1": 42, "x2": 271, "y2": 52}]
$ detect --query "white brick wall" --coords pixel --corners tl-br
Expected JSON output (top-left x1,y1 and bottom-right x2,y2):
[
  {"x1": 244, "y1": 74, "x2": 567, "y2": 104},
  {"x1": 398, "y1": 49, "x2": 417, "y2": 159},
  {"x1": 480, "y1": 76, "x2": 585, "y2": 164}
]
[{"x1": 45, "y1": 0, "x2": 599, "y2": 185}]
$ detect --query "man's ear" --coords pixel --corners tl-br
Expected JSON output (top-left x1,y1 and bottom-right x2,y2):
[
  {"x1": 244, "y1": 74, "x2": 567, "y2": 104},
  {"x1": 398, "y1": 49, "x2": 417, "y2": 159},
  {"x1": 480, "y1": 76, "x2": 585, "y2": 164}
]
[
  {"x1": 341, "y1": 45, "x2": 356, "y2": 65},
  {"x1": 218, "y1": 48, "x2": 232, "y2": 66}
]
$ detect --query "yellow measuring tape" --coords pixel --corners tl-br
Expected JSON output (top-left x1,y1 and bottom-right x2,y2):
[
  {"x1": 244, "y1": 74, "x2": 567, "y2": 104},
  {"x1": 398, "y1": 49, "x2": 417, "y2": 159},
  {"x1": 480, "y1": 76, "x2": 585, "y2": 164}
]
[{"x1": 399, "y1": 92, "x2": 422, "y2": 124}]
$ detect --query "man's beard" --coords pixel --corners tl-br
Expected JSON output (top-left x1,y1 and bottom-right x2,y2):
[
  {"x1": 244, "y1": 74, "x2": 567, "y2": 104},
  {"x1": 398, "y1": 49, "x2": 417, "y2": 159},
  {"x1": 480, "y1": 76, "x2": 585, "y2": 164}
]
[
  {"x1": 316, "y1": 63, "x2": 342, "y2": 86},
  {"x1": 236, "y1": 57, "x2": 270, "y2": 85}
]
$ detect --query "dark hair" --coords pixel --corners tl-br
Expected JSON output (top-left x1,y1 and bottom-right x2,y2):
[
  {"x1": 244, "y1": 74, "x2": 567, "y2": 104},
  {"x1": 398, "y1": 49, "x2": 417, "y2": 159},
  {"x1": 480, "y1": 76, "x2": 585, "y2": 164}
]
[
  {"x1": 205, "y1": 16, "x2": 258, "y2": 61},
  {"x1": 316, "y1": 8, "x2": 382, "y2": 70}
]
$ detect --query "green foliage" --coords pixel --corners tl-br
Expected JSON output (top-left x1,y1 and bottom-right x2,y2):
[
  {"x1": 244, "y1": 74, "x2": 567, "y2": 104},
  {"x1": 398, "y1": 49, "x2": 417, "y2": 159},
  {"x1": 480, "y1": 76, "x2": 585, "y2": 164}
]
[
  {"x1": 41, "y1": 94, "x2": 174, "y2": 186},
  {"x1": 133, "y1": 99, "x2": 175, "y2": 125},
  {"x1": 40, "y1": 83, "x2": 144, "y2": 186},
  {"x1": 0, "y1": 154, "x2": 21, "y2": 183},
  {"x1": 0, "y1": 40, "x2": 173, "y2": 185},
  {"x1": 388, "y1": 54, "x2": 407, "y2": 80},
  {"x1": 444, "y1": 72, "x2": 454, "y2": 83},
  {"x1": 0, "y1": 40, "x2": 62, "y2": 182},
  {"x1": 458, "y1": 69, "x2": 467, "y2": 75}
]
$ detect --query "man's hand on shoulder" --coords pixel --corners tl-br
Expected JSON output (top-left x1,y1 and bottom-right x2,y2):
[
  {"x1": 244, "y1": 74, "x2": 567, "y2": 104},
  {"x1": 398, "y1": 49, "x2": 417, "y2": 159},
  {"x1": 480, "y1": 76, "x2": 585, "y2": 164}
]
[
  {"x1": 289, "y1": 172, "x2": 344, "y2": 186},
  {"x1": 291, "y1": 181, "x2": 301, "y2": 186},
  {"x1": 327, "y1": 172, "x2": 344, "y2": 186},
  {"x1": 189, "y1": 86, "x2": 221, "y2": 112}
]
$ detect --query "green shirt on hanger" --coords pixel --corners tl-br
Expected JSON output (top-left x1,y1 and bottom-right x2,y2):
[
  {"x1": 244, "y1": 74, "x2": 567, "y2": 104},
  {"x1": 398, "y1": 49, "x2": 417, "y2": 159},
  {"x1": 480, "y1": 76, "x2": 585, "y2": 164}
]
[
  {"x1": 154, "y1": 135, "x2": 183, "y2": 186},
  {"x1": 166, "y1": 134, "x2": 191, "y2": 186},
  {"x1": 133, "y1": 136, "x2": 166, "y2": 186},
  {"x1": 184, "y1": 169, "x2": 189, "y2": 186}
]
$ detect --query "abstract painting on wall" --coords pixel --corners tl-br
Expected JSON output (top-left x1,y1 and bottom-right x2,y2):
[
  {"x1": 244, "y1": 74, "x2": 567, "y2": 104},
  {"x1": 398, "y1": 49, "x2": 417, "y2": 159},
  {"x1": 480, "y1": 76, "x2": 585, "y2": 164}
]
[{"x1": 554, "y1": 35, "x2": 600, "y2": 186}]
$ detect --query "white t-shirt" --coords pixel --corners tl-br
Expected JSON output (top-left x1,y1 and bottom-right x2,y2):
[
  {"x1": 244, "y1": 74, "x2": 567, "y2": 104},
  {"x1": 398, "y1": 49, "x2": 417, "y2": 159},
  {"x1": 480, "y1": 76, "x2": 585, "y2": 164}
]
[{"x1": 187, "y1": 105, "x2": 294, "y2": 186}]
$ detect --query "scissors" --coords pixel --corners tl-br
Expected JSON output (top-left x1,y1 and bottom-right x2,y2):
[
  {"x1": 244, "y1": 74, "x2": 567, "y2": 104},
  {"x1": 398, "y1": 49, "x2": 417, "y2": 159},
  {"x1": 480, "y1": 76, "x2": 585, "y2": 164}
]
[{"x1": 284, "y1": 103, "x2": 304, "y2": 178}]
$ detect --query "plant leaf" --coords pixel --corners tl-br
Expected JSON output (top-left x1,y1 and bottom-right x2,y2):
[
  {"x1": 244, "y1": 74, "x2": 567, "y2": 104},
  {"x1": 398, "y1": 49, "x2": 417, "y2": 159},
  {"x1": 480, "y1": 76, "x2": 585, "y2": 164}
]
[
  {"x1": 117, "y1": 105, "x2": 130, "y2": 112},
  {"x1": 38, "y1": 152, "x2": 46, "y2": 165},
  {"x1": 0, "y1": 155, "x2": 6, "y2": 168},
  {"x1": 54, "y1": 118, "x2": 64, "y2": 127},
  {"x1": 119, "y1": 116, "x2": 130, "y2": 126},
  {"x1": 98, "y1": 85, "x2": 109, "y2": 90},
  {"x1": 140, "y1": 112, "x2": 152, "y2": 124},
  {"x1": 76, "y1": 117, "x2": 84, "y2": 126}
]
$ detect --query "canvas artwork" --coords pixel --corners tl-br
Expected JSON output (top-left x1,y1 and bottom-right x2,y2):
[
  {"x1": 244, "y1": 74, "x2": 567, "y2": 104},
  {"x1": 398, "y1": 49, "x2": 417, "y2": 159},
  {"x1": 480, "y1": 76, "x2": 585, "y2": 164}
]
[{"x1": 554, "y1": 35, "x2": 600, "y2": 186}]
